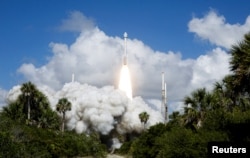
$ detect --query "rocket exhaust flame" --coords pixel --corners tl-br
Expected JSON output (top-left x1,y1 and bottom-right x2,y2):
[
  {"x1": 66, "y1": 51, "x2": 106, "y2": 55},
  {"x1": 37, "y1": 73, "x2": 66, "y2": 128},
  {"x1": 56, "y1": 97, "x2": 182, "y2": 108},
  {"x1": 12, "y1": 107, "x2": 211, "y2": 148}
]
[
  {"x1": 119, "y1": 32, "x2": 133, "y2": 99},
  {"x1": 119, "y1": 65, "x2": 132, "y2": 99}
]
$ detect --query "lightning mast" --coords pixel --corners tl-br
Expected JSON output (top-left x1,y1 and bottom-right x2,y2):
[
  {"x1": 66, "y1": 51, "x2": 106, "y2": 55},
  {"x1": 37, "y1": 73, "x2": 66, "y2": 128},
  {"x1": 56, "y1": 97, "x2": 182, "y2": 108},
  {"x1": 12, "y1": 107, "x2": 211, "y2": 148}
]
[
  {"x1": 72, "y1": 73, "x2": 75, "y2": 83},
  {"x1": 161, "y1": 72, "x2": 168, "y2": 123}
]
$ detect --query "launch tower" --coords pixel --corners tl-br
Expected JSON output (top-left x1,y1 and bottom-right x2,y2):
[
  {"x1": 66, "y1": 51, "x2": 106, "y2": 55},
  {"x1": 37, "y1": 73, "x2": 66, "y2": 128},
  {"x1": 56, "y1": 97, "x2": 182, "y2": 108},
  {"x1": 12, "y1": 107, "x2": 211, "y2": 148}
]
[{"x1": 161, "y1": 72, "x2": 168, "y2": 123}]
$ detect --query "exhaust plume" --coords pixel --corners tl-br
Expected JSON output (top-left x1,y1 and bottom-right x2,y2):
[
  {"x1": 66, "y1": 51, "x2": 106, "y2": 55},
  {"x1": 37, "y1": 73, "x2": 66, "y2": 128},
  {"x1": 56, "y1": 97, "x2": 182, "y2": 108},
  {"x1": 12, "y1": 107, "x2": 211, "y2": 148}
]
[
  {"x1": 118, "y1": 65, "x2": 133, "y2": 100},
  {"x1": 7, "y1": 82, "x2": 163, "y2": 134}
]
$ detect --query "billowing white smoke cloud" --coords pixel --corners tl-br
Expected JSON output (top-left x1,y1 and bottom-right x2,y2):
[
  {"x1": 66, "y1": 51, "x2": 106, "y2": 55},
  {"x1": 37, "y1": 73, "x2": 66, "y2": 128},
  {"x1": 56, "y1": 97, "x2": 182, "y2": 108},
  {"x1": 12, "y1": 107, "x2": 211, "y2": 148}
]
[
  {"x1": 3, "y1": 10, "x2": 249, "y2": 114},
  {"x1": 18, "y1": 28, "x2": 123, "y2": 90},
  {"x1": 188, "y1": 10, "x2": 250, "y2": 49},
  {"x1": 7, "y1": 82, "x2": 163, "y2": 134},
  {"x1": 17, "y1": 30, "x2": 230, "y2": 111}
]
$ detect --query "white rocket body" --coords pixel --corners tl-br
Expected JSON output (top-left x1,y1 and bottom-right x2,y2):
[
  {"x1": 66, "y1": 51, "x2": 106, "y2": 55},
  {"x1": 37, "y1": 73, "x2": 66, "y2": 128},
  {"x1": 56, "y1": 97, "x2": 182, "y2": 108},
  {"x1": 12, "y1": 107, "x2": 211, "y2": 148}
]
[{"x1": 123, "y1": 32, "x2": 128, "y2": 65}]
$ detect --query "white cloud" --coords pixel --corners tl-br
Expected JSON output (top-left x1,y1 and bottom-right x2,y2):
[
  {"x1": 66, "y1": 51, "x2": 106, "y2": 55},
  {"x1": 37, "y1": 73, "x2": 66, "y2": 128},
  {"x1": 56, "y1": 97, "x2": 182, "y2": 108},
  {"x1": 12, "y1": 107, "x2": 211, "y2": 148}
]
[
  {"x1": 188, "y1": 10, "x2": 250, "y2": 49},
  {"x1": 58, "y1": 11, "x2": 96, "y2": 32},
  {"x1": 191, "y1": 47, "x2": 230, "y2": 90}
]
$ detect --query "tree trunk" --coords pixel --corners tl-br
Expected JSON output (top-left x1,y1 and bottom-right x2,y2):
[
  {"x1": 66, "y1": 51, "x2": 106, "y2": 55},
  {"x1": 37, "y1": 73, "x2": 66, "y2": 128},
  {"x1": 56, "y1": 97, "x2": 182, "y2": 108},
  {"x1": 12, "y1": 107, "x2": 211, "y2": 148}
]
[
  {"x1": 62, "y1": 112, "x2": 65, "y2": 132},
  {"x1": 27, "y1": 98, "x2": 30, "y2": 120}
]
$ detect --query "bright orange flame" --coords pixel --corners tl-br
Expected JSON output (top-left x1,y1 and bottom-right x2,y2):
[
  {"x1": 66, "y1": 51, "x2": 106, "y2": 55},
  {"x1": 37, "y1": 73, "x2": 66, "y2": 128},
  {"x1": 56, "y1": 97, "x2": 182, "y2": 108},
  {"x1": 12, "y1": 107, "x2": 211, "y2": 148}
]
[{"x1": 119, "y1": 65, "x2": 132, "y2": 99}]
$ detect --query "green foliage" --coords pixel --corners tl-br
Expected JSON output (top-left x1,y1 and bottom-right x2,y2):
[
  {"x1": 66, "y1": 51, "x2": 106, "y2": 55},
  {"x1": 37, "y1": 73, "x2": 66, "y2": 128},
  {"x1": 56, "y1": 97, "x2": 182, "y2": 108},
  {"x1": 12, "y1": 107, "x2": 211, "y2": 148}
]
[
  {"x1": 116, "y1": 140, "x2": 133, "y2": 155},
  {"x1": 139, "y1": 112, "x2": 150, "y2": 123},
  {"x1": 56, "y1": 98, "x2": 72, "y2": 113},
  {"x1": 183, "y1": 88, "x2": 213, "y2": 131},
  {"x1": 0, "y1": 131, "x2": 26, "y2": 157},
  {"x1": 130, "y1": 123, "x2": 167, "y2": 158},
  {"x1": 202, "y1": 108, "x2": 229, "y2": 131},
  {"x1": 139, "y1": 111, "x2": 150, "y2": 130},
  {"x1": 0, "y1": 115, "x2": 107, "y2": 157},
  {"x1": 225, "y1": 108, "x2": 250, "y2": 141},
  {"x1": 229, "y1": 32, "x2": 250, "y2": 95},
  {"x1": 37, "y1": 108, "x2": 60, "y2": 129},
  {"x1": 168, "y1": 111, "x2": 184, "y2": 128},
  {"x1": 129, "y1": 122, "x2": 229, "y2": 158},
  {"x1": 2, "y1": 82, "x2": 60, "y2": 130},
  {"x1": 2, "y1": 101, "x2": 26, "y2": 123},
  {"x1": 202, "y1": 107, "x2": 250, "y2": 141},
  {"x1": 56, "y1": 97, "x2": 72, "y2": 132},
  {"x1": 0, "y1": 82, "x2": 106, "y2": 157},
  {"x1": 156, "y1": 127, "x2": 204, "y2": 158}
]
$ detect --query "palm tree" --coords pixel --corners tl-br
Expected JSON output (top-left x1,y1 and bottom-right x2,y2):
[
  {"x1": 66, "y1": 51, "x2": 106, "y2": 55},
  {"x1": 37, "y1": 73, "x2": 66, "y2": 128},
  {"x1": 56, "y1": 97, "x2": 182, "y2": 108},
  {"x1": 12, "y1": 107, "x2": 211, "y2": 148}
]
[
  {"x1": 38, "y1": 109, "x2": 60, "y2": 129},
  {"x1": 169, "y1": 111, "x2": 180, "y2": 120},
  {"x1": 56, "y1": 98, "x2": 72, "y2": 132},
  {"x1": 229, "y1": 32, "x2": 250, "y2": 95},
  {"x1": 139, "y1": 111, "x2": 149, "y2": 130},
  {"x1": 2, "y1": 102, "x2": 25, "y2": 122},
  {"x1": 3, "y1": 81, "x2": 59, "y2": 128},
  {"x1": 213, "y1": 78, "x2": 235, "y2": 111},
  {"x1": 183, "y1": 88, "x2": 212, "y2": 129},
  {"x1": 20, "y1": 81, "x2": 36, "y2": 120},
  {"x1": 168, "y1": 111, "x2": 181, "y2": 126},
  {"x1": 183, "y1": 107, "x2": 198, "y2": 122},
  {"x1": 20, "y1": 82, "x2": 53, "y2": 124}
]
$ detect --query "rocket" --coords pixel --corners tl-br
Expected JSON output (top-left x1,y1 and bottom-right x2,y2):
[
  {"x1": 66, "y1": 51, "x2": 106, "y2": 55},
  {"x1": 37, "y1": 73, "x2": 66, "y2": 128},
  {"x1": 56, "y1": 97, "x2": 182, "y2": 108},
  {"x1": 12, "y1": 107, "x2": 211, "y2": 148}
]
[
  {"x1": 119, "y1": 32, "x2": 133, "y2": 100},
  {"x1": 123, "y1": 32, "x2": 128, "y2": 65}
]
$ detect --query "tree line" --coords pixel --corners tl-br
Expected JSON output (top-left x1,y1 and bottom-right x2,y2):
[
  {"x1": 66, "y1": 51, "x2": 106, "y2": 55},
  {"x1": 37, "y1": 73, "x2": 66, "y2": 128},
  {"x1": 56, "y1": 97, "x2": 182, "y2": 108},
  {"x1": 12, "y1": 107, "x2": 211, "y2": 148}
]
[{"x1": 0, "y1": 82, "x2": 106, "y2": 157}]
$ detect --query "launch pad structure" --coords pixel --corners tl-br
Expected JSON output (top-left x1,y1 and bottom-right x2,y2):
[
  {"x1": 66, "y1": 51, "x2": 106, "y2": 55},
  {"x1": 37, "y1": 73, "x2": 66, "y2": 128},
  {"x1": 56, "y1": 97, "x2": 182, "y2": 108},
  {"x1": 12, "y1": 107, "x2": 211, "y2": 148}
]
[{"x1": 161, "y1": 72, "x2": 168, "y2": 123}]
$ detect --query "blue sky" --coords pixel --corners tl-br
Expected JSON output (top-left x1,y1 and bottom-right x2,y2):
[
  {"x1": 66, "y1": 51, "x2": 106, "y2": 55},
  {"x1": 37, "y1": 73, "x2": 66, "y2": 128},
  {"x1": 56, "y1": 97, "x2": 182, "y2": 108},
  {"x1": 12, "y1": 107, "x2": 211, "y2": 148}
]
[{"x1": 1, "y1": 0, "x2": 250, "y2": 111}]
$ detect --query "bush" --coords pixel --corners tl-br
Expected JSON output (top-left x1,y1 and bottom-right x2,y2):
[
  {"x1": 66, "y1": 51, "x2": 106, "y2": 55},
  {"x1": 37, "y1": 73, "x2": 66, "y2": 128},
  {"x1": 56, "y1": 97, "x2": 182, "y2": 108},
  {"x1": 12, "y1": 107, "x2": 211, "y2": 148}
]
[
  {"x1": 131, "y1": 123, "x2": 168, "y2": 158},
  {"x1": 156, "y1": 127, "x2": 204, "y2": 158},
  {"x1": 0, "y1": 114, "x2": 107, "y2": 157}
]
